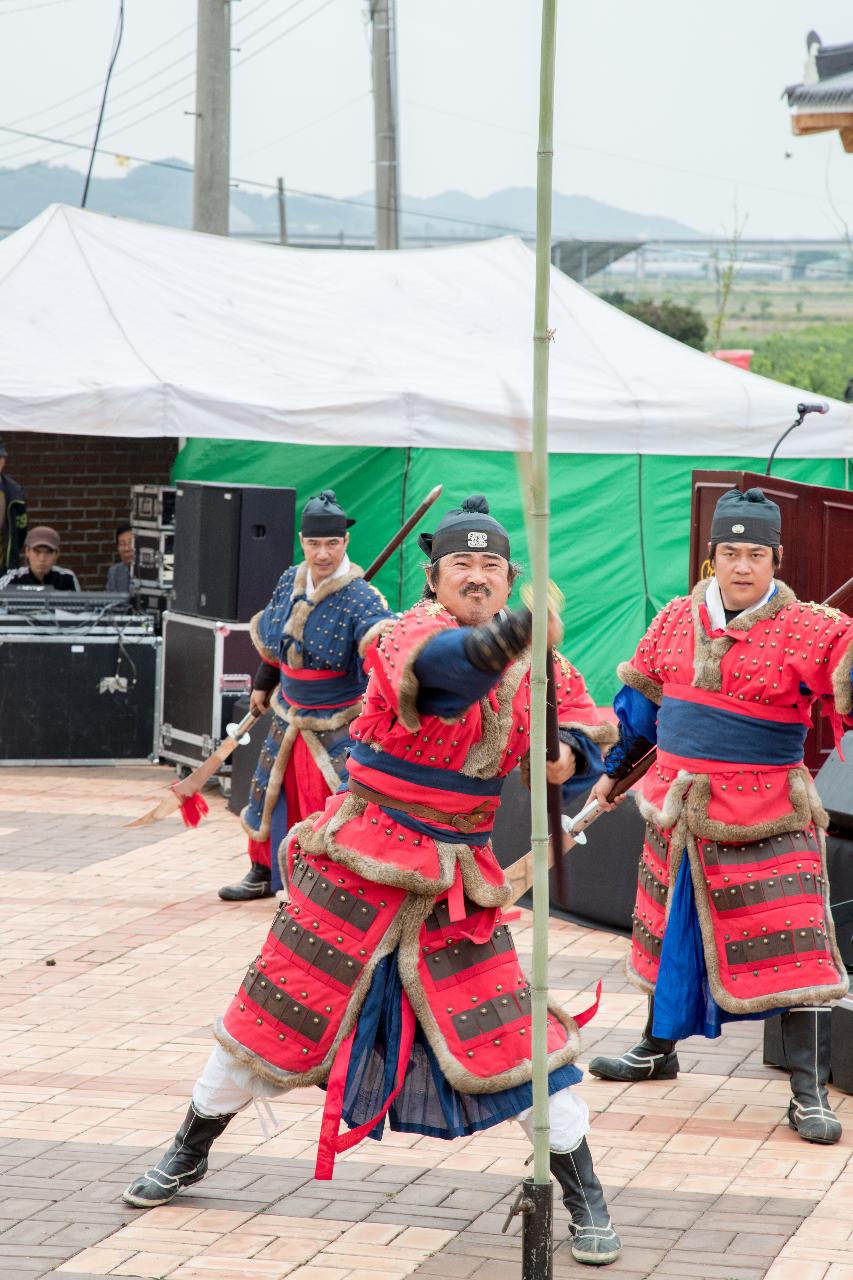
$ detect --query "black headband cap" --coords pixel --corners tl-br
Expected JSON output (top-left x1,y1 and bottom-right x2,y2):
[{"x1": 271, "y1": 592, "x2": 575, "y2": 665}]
[
  {"x1": 300, "y1": 488, "x2": 355, "y2": 536},
  {"x1": 710, "y1": 487, "x2": 781, "y2": 549},
  {"x1": 418, "y1": 494, "x2": 510, "y2": 563}
]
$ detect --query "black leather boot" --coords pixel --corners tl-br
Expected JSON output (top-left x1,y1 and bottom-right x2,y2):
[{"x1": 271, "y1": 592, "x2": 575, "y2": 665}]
[
  {"x1": 782, "y1": 1007, "x2": 841, "y2": 1145},
  {"x1": 122, "y1": 1103, "x2": 235, "y2": 1207},
  {"x1": 218, "y1": 860, "x2": 273, "y2": 901},
  {"x1": 551, "y1": 1139, "x2": 621, "y2": 1265},
  {"x1": 588, "y1": 995, "x2": 679, "y2": 1082}
]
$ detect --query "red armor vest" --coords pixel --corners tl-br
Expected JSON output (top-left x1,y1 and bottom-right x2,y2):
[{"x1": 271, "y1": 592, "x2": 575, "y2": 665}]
[{"x1": 619, "y1": 580, "x2": 852, "y2": 1014}]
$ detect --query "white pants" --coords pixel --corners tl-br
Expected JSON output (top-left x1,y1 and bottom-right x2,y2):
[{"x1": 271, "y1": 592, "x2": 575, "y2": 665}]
[{"x1": 192, "y1": 1043, "x2": 589, "y2": 1154}]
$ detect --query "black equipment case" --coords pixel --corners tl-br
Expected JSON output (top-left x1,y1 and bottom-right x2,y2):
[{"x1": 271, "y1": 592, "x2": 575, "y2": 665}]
[{"x1": 159, "y1": 611, "x2": 257, "y2": 772}]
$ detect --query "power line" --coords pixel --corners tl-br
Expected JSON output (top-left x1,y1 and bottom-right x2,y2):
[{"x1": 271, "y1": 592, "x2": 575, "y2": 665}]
[
  {"x1": 0, "y1": 17, "x2": 194, "y2": 150},
  {"x1": 81, "y1": 0, "x2": 125, "y2": 208},
  {"x1": 236, "y1": 91, "x2": 370, "y2": 161},
  {"x1": 233, "y1": 0, "x2": 338, "y2": 69},
  {"x1": 1, "y1": 0, "x2": 277, "y2": 136},
  {"x1": 0, "y1": 124, "x2": 533, "y2": 234},
  {"x1": 403, "y1": 97, "x2": 853, "y2": 211},
  {"x1": 0, "y1": 0, "x2": 80, "y2": 13},
  {"x1": 0, "y1": 0, "x2": 300, "y2": 168},
  {"x1": 94, "y1": 0, "x2": 342, "y2": 151}
]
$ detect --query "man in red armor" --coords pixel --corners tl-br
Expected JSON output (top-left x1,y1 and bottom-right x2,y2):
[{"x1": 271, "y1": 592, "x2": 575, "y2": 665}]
[
  {"x1": 588, "y1": 487, "x2": 852, "y2": 1144},
  {"x1": 123, "y1": 495, "x2": 622, "y2": 1265}
]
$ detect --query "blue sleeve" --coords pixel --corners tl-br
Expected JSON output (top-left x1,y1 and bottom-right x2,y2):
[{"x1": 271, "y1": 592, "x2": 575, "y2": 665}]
[
  {"x1": 614, "y1": 685, "x2": 658, "y2": 745},
  {"x1": 258, "y1": 567, "x2": 296, "y2": 656},
  {"x1": 413, "y1": 628, "x2": 501, "y2": 716},
  {"x1": 604, "y1": 685, "x2": 659, "y2": 778},
  {"x1": 350, "y1": 581, "x2": 394, "y2": 654}
]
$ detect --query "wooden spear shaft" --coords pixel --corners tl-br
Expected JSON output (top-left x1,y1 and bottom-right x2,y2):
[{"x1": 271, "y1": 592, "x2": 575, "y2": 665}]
[{"x1": 530, "y1": 0, "x2": 559, "y2": 1192}]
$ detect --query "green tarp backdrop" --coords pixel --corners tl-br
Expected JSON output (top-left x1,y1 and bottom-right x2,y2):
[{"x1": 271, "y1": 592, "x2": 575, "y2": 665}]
[{"x1": 174, "y1": 440, "x2": 848, "y2": 706}]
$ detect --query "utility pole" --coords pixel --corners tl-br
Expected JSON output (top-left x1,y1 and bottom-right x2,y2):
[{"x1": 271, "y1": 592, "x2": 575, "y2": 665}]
[
  {"x1": 193, "y1": 0, "x2": 231, "y2": 235},
  {"x1": 277, "y1": 177, "x2": 288, "y2": 246},
  {"x1": 370, "y1": 0, "x2": 400, "y2": 249}
]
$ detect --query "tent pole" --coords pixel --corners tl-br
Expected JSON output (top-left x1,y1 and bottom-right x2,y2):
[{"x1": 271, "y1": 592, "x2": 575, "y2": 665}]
[{"x1": 524, "y1": 0, "x2": 558, "y2": 1271}]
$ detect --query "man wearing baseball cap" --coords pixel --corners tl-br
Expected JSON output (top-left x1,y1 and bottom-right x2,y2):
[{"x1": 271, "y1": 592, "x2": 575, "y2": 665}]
[{"x1": 0, "y1": 525, "x2": 80, "y2": 591}]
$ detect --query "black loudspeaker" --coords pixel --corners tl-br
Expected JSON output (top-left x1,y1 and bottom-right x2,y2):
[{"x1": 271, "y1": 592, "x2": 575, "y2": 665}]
[
  {"x1": 172, "y1": 482, "x2": 296, "y2": 622},
  {"x1": 814, "y1": 730, "x2": 853, "y2": 833}
]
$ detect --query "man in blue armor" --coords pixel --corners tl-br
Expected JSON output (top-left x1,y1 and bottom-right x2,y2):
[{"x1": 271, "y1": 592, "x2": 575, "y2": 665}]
[{"x1": 219, "y1": 490, "x2": 393, "y2": 901}]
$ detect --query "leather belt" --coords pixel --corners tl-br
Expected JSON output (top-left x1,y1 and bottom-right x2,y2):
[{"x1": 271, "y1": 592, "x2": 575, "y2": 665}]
[{"x1": 347, "y1": 778, "x2": 491, "y2": 834}]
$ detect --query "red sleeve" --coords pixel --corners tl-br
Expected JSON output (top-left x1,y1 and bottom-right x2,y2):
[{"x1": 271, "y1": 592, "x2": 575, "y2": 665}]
[
  {"x1": 615, "y1": 600, "x2": 685, "y2": 707},
  {"x1": 365, "y1": 601, "x2": 457, "y2": 732}
]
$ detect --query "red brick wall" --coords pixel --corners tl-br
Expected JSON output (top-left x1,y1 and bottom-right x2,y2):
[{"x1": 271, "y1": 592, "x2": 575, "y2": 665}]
[{"x1": 2, "y1": 431, "x2": 178, "y2": 589}]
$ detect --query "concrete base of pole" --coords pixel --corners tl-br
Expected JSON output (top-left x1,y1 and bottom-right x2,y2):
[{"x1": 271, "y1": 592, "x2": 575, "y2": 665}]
[{"x1": 521, "y1": 1177, "x2": 553, "y2": 1280}]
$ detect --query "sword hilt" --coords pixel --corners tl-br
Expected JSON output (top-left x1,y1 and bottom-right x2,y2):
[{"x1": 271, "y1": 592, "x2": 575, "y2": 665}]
[{"x1": 225, "y1": 708, "x2": 261, "y2": 747}]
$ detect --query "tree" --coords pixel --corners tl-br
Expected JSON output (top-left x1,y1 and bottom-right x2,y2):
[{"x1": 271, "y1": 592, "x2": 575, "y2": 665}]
[{"x1": 600, "y1": 292, "x2": 707, "y2": 350}]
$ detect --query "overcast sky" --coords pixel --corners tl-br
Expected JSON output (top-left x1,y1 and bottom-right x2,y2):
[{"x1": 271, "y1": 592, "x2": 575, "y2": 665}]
[{"x1": 0, "y1": 0, "x2": 850, "y2": 237}]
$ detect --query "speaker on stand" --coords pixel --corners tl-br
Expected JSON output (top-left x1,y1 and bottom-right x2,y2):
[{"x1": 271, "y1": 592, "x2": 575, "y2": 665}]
[
  {"x1": 159, "y1": 482, "x2": 296, "y2": 783},
  {"x1": 172, "y1": 482, "x2": 296, "y2": 623}
]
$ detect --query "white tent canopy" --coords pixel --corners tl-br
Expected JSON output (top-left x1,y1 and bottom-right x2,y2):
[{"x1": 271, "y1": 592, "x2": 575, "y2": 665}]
[{"x1": 0, "y1": 203, "x2": 849, "y2": 457}]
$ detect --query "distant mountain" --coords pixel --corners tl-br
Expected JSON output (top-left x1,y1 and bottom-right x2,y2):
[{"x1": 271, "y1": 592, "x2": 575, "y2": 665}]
[{"x1": 0, "y1": 161, "x2": 701, "y2": 241}]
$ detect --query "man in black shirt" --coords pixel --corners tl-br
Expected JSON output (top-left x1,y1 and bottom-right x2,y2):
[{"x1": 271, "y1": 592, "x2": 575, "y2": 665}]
[{"x1": 0, "y1": 526, "x2": 80, "y2": 591}]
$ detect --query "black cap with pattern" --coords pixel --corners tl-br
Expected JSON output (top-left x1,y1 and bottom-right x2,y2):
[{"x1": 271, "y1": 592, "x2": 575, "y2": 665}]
[
  {"x1": 300, "y1": 489, "x2": 355, "y2": 536},
  {"x1": 710, "y1": 487, "x2": 781, "y2": 548},
  {"x1": 418, "y1": 495, "x2": 510, "y2": 563}
]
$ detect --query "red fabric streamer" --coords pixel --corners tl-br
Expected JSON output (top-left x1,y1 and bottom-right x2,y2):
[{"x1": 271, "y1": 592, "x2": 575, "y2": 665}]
[
  {"x1": 573, "y1": 979, "x2": 603, "y2": 1029},
  {"x1": 447, "y1": 864, "x2": 466, "y2": 922},
  {"x1": 314, "y1": 989, "x2": 416, "y2": 1180},
  {"x1": 172, "y1": 787, "x2": 209, "y2": 828}
]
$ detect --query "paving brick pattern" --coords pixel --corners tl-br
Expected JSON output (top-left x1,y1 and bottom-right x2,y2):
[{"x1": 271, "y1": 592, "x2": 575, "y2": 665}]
[{"x1": 0, "y1": 766, "x2": 851, "y2": 1279}]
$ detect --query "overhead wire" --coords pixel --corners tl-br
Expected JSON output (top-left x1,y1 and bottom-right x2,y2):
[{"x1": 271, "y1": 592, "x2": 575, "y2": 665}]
[
  {"x1": 1, "y1": 0, "x2": 278, "y2": 135},
  {"x1": 0, "y1": 0, "x2": 81, "y2": 13},
  {"x1": 0, "y1": 125, "x2": 533, "y2": 234},
  {"x1": 402, "y1": 97, "x2": 853, "y2": 211},
  {"x1": 237, "y1": 91, "x2": 370, "y2": 161},
  {"x1": 0, "y1": 15, "x2": 195, "y2": 153},
  {"x1": 0, "y1": 0, "x2": 304, "y2": 169},
  {"x1": 81, "y1": 0, "x2": 125, "y2": 207},
  {"x1": 90, "y1": 0, "x2": 342, "y2": 156}
]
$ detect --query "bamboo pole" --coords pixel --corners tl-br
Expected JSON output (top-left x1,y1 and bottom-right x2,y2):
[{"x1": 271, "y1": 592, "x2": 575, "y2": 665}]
[{"x1": 529, "y1": 0, "x2": 558, "y2": 1192}]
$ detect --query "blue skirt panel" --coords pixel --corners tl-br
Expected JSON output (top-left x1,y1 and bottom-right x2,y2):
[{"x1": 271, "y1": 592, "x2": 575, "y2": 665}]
[
  {"x1": 341, "y1": 952, "x2": 582, "y2": 1141},
  {"x1": 652, "y1": 855, "x2": 780, "y2": 1040}
]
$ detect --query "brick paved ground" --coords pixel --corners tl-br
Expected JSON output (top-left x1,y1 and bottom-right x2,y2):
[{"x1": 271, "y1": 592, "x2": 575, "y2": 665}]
[{"x1": 0, "y1": 765, "x2": 851, "y2": 1280}]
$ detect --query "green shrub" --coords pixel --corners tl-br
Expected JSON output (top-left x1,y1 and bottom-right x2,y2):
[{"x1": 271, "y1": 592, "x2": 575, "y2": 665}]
[
  {"x1": 599, "y1": 292, "x2": 707, "y2": 350},
  {"x1": 750, "y1": 324, "x2": 853, "y2": 400}
]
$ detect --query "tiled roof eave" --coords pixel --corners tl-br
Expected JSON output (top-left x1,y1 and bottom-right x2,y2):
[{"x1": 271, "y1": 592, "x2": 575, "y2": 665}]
[{"x1": 787, "y1": 71, "x2": 853, "y2": 110}]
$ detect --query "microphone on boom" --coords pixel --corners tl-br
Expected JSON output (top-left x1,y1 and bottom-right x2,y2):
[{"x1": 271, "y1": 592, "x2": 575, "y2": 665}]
[{"x1": 767, "y1": 401, "x2": 830, "y2": 476}]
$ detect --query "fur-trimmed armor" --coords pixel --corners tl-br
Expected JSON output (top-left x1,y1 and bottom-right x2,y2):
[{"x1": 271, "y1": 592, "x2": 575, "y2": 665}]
[
  {"x1": 218, "y1": 600, "x2": 617, "y2": 1107},
  {"x1": 618, "y1": 579, "x2": 852, "y2": 1015}
]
